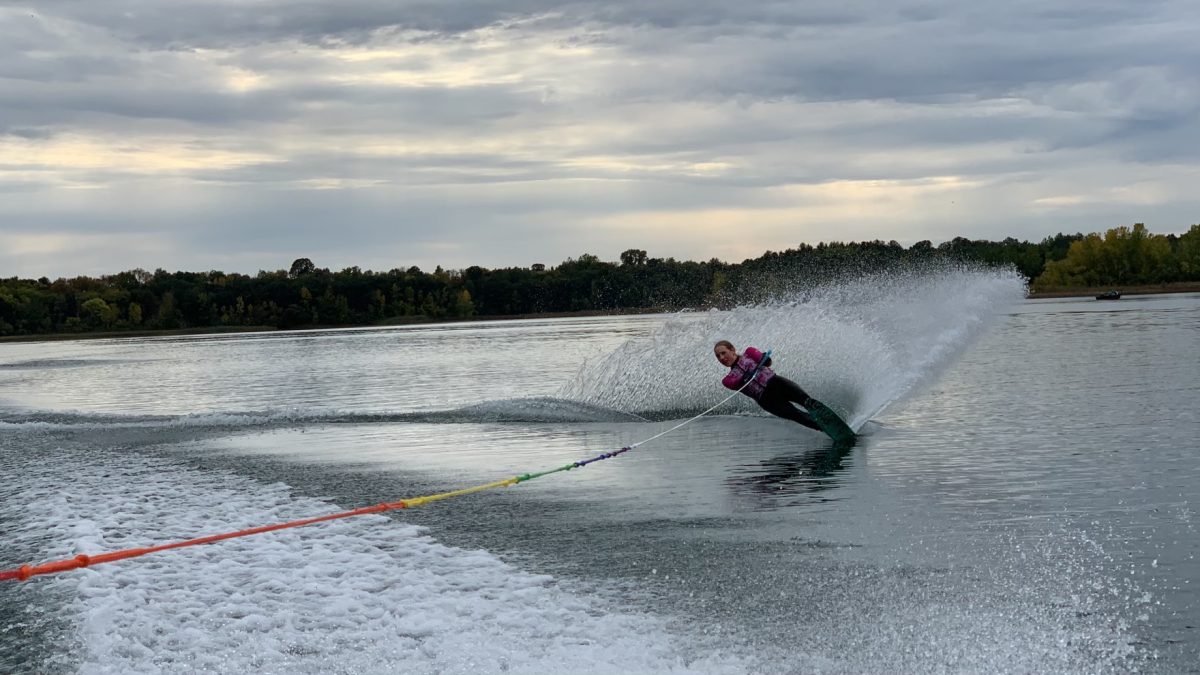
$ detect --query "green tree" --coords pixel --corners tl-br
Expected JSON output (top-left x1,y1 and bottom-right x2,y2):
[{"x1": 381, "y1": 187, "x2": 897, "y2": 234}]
[
  {"x1": 1034, "y1": 223, "x2": 1190, "y2": 289},
  {"x1": 0, "y1": 289, "x2": 16, "y2": 336},
  {"x1": 1179, "y1": 224, "x2": 1200, "y2": 277},
  {"x1": 419, "y1": 292, "x2": 443, "y2": 318},
  {"x1": 80, "y1": 298, "x2": 116, "y2": 329},
  {"x1": 452, "y1": 289, "x2": 475, "y2": 317},
  {"x1": 156, "y1": 292, "x2": 180, "y2": 329},
  {"x1": 289, "y1": 258, "x2": 316, "y2": 278},
  {"x1": 620, "y1": 249, "x2": 648, "y2": 266},
  {"x1": 1035, "y1": 235, "x2": 1102, "y2": 289}
]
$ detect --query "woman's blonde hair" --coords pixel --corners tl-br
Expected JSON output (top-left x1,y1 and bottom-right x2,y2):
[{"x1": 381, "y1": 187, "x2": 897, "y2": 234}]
[{"x1": 714, "y1": 340, "x2": 734, "y2": 351}]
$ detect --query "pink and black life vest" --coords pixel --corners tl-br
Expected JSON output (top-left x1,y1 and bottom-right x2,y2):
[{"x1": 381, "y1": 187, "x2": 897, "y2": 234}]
[{"x1": 721, "y1": 347, "x2": 774, "y2": 399}]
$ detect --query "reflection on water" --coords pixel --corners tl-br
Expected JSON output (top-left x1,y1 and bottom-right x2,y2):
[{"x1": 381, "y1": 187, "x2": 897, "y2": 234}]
[{"x1": 726, "y1": 440, "x2": 857, "y2": 509}]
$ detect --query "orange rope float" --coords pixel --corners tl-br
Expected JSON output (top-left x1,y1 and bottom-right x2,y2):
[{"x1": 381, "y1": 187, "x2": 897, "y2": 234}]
[{"x1": 0, "y1": 472, "x2": 551, "y2": 582}]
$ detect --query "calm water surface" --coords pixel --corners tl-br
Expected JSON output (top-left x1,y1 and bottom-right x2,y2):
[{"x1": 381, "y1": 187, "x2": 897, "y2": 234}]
[{"x1": 1, "y1": 275, "x2": 1197, "y2": 674}]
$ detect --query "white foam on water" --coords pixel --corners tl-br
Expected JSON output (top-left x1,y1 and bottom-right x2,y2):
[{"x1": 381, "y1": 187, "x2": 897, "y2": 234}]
[
  {"x1": 561, "y1": 264, "x2": 1026, "y2": 428},
  {"x1": 0, "y1": 420, "x2": 64, "y2": 431},
  {"x1": 0, "y1": 398, "x2": 644, "y2": 432},
  {"x1": 451, "y1": 397, "x2": 647, "y2": 423},
  {"x1": 0, "y1": 410, "x2": 293, "y2": 431},
  {"x1": 9, "y1": 453, "x2": 759, "y2": 674}
]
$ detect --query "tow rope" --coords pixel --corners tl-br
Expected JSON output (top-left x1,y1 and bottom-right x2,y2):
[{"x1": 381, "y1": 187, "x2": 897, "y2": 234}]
[{"x1": 1, "y1": 352, "x2": 771, "y2": 582}]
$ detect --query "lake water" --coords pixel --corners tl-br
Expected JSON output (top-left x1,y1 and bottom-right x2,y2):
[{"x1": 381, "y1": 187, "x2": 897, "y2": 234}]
[{"x1": 1, "y1": 268, "x2": 1197, "y2": 674}]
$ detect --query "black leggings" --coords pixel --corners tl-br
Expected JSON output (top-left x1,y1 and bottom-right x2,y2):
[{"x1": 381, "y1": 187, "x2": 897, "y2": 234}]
[{"x1": 757, "y1": 376, "x2": 822, "y2": 432}]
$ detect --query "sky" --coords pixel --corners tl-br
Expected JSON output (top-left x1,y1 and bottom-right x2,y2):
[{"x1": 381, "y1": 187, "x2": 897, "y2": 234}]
[{"x1": 2, "y1": 0, "x2": 1199, "y2": 279}]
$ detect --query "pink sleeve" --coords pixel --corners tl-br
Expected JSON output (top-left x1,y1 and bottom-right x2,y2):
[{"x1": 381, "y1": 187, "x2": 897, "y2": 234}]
[
  {"x1": 743, "y1": 347, "x2": 764, "y2": 363},
  {"x1": 721, "y1": 372, "x2": 741, "y2": 390}
]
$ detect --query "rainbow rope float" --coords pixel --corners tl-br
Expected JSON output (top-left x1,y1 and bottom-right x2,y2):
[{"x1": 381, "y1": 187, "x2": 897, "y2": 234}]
[{"x1": 0, "y1": 352, "x2": 773, "y2": 583}]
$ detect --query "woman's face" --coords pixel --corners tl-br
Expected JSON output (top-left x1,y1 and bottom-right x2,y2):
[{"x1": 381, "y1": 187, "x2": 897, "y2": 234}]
[{"x1": 714, "y1": 344, "x2": 738, "y2": 367}]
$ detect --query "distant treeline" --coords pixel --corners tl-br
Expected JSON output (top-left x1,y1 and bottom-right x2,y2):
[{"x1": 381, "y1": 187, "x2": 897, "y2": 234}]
[{"x1": 2, "y1": 223, "x2": 1198, "y2": 337}]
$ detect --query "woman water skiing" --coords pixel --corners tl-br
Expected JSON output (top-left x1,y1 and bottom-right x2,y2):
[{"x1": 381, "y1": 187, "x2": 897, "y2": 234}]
[
  {"x1": 714, "y1": 340, "x2": 822, "y2": 430},
  {"x1": 714, "y1": 340, "x2": 856, "y2": 442}
]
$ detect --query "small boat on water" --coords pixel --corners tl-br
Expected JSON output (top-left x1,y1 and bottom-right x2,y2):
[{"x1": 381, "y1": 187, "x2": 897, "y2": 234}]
[{"x1": 1095, "y1": 290, "x2": 1122, "y2": 300}]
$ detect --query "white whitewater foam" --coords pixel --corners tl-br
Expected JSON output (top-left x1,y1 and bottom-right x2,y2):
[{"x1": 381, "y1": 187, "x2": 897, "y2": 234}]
[
  {"x1": 0, "y1": 399, "x2": 645, "y2": 431},
  {"x1": 10, "y1": 452, "x2": 755, "y2": 674},
  {"x1": 453, "y1": 397, "x2": 647, "y2": 423},
  {"x1": 0, "y1": 410, "x2": 292, "y2": 431},
  {"x1": 562, "y1": 264, "x2": 1026, "y2": 428}
]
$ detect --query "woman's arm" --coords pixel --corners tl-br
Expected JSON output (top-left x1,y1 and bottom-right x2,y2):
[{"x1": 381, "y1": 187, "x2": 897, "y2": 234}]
[
  {"x1": 721, "y1": 371, "x2": 743, "y2": 390},
  {"x1": 743, "y1": 347, "x2": 770, "y2": 367}
]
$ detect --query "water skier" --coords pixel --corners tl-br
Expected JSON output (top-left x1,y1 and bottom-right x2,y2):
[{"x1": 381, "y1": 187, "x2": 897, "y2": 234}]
[{"x1": 713, "y1": 340, "x2": 823, "y2": 431}]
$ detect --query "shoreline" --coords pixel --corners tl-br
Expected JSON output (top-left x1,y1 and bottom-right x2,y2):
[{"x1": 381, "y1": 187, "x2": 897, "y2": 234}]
[
  {"x1": 4, "y1": 284, "x2": 1200, "y2": 344},
  {"x1": 1025, "y1": 282, "x2": 1200, "y2": 299},
  {"x1": 0, "y1": 308, "x2": 661, "y2": 344}
]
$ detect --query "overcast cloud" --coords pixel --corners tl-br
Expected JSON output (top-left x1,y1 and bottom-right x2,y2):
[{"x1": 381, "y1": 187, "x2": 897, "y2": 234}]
[{"x1": 2, "y1": 0, "x2": 1199, "y2": 277}]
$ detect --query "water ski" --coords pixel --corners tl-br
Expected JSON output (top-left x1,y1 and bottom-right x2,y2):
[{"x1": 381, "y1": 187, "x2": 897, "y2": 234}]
[{"x1": 806, "y1": 398, "x2": 857, "y2": 444}]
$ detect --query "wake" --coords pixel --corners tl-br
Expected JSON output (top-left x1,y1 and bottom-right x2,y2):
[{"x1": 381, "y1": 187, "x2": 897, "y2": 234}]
[
  {"x1": 0, "y1": 398, "x2": 647, "y2": 431},
  {"x1": 559, "y1": 262, "x2": 1027, "y2": 429}
]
